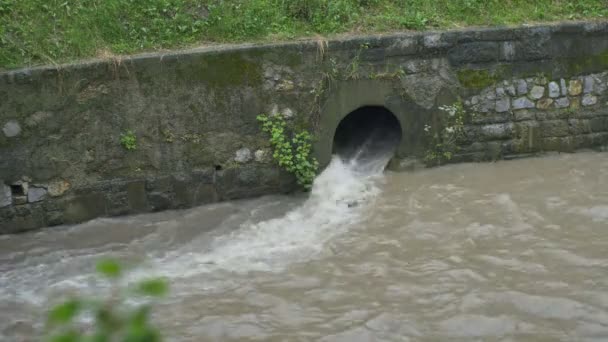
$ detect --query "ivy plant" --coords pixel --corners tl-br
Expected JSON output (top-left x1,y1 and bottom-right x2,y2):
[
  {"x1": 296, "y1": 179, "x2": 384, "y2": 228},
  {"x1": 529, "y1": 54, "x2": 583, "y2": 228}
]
[
  {"x1": 120, "y1": 130, "x2": 137, "y2": 151},
  {"x1": 257, "y1": 114, "x2": 319, "y2": 190}
]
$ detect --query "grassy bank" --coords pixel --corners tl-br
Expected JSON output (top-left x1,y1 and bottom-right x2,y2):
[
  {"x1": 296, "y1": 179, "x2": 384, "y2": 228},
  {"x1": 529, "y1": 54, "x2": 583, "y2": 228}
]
[{"x1": 0, "y1": 0, "x2": 606, "y2": 70}]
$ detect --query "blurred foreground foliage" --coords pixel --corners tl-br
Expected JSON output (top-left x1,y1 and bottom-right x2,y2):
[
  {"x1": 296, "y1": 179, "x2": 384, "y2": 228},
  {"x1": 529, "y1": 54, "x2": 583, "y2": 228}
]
[{"x1": 46, "y1": 259, "x2": 168, "y2": 342}]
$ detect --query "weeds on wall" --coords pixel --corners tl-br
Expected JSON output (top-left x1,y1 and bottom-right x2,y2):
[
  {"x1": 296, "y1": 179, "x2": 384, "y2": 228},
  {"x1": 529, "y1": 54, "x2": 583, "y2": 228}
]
[
  {"x1": 45, "y1": 259, "x2": 167, "y2": 342},
  {"x1": 120, "y1": 130, "x2": 137, "y2": 151},
  {"x1": 257, "y1": 113, "x2": 319, "y2": 190},
  {"x1": 424, "y1": 100, "x2": 468, "y2": 166}
]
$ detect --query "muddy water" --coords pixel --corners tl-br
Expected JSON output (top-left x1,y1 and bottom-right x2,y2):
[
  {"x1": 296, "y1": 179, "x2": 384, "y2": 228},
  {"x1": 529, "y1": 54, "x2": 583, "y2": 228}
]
[{"x1": 1, "y1": 152, "x2": 608, "y2": 341}]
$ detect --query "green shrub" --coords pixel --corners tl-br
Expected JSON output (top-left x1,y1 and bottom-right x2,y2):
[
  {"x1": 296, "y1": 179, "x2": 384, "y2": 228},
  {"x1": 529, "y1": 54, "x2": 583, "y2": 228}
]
[
  {"x1": 257, "y1": 113, "x2": 318, "y2": 190},
  {"x1": 120, "y1": 130, "x2": 137, "y2": 151}
]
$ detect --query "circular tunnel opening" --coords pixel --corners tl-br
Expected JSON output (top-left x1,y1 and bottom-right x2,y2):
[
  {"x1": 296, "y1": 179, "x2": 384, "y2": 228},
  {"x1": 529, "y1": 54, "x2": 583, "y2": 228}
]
[{"x1": 332, "y1": 106, "x2": 402, "y2": 164}]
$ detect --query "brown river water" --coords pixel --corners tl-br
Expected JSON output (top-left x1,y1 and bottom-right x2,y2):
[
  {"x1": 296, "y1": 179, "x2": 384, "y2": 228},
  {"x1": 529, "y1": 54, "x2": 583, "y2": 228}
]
[{"x1": 1, "y1": 151, "x2": 608, "y2": 341}]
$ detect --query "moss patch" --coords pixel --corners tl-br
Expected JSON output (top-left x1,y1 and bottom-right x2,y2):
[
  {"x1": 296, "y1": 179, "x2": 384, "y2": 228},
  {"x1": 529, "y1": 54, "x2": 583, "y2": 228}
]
[
  {"x1": 177, "y1": 53, "x2": 263, "y2": 88},
  {"x1": 457, "y1": 69, "x2": 498, "y2": 89},
  {"x1": 563, "y1": 50, "x2": 608, "y2": 75}
]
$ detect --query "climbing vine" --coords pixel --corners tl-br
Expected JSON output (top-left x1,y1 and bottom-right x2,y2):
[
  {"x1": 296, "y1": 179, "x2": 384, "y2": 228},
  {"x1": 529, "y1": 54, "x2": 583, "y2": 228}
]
[
  {"x1": 424, "y1": 100, "x2": 468, "y2": 166},
  {"x1": 257, "y1": 114, "x2": 319, "y2": 190}
]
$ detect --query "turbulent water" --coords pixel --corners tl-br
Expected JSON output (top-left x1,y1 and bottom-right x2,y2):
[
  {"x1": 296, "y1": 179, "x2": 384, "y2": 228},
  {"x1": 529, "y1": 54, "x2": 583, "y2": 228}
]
[{"x1": 1, "y1": 150, "x2": 608, "y2": 341}]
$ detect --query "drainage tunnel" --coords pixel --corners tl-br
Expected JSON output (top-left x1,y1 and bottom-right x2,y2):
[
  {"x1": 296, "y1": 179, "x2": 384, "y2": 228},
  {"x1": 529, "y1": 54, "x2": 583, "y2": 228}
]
[{"x1": 332, "y1": 106, "x2": 402, "y2": 163}]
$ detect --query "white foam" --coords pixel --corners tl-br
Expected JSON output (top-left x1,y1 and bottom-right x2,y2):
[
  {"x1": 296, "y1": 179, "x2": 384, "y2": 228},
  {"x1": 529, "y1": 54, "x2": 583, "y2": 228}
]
[{"x1": 149, "y1": 154, "x2": 391, "y2": 276}]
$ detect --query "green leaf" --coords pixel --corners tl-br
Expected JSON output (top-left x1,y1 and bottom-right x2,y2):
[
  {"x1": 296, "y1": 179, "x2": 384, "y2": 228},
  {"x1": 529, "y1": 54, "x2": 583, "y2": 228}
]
[
  {"x1": 81, "y1": 332, "x2": 110, "y2": 342},
  {"x1": 49, "y1": 330, "x2": 81, "y2": 342},
  {"x1": 136, "y1": 279, "x2": 168, "y2": 297},
  {"x1": 96, "y1": 259, "x2": 122, "y2": 279},
  {"x1": 124, "y1": 326, "x2": 161, "y2": 342},
  {"x1": 48, "y1": 299, "x2": 81, "y2": 325}
]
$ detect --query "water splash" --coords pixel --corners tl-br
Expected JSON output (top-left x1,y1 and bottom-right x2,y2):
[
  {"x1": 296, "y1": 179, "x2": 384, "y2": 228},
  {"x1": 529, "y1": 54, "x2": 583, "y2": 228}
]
[{"x1": 152, "y1": 147, "x2": 394, "y2": 276}]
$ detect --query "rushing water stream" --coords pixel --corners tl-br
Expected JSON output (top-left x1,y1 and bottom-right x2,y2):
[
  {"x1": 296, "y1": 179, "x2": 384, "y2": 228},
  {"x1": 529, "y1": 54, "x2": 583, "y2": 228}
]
[{"x1": 1, "y1": 149, "x2": 608, "y2": 341}]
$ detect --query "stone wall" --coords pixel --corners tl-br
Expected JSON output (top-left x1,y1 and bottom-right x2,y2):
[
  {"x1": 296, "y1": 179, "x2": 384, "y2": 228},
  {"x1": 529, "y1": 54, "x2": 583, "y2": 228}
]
[
  {"x1": 1, "y1": 21, "x2": 608, "y2": 233},
  {"x1": 457, "y1": 71, "x2": 608, "y2": 161}
]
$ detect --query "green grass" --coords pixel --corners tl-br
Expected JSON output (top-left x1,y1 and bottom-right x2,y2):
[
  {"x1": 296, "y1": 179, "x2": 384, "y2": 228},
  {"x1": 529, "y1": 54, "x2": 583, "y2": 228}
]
[{"x1": 0, "y1": 0, "x2": 606, "y2": 70}]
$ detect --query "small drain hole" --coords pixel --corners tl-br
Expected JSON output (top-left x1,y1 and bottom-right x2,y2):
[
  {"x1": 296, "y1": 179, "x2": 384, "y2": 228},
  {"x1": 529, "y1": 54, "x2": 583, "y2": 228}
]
[{"x1": 10, "y1": 184, "x2": 25, "y2": 196}]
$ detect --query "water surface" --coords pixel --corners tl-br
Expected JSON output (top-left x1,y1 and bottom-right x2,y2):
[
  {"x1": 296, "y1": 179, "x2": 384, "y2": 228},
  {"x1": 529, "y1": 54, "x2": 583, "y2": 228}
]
[{"x1": 1, "y1": 152, "x2": 608, "y2": 341}]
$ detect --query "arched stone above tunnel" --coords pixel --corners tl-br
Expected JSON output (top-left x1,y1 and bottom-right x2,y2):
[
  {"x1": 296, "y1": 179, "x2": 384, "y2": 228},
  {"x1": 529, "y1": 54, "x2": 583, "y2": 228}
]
[{"x1": 313, "y1": 79, "x2": 440, "y2": 169}]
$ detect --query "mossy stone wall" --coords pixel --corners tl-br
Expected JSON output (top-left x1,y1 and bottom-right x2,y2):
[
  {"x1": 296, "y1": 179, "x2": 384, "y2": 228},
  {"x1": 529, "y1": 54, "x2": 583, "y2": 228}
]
[{"x1": 1, "y1": 21, "x2": 608, "y2": 233}]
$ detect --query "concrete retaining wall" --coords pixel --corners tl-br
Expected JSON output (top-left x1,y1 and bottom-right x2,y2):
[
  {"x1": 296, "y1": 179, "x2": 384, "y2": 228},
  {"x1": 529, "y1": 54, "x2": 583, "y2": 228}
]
[{"x1": 1, "y1": 21, "x2": 608, "y2": 233}]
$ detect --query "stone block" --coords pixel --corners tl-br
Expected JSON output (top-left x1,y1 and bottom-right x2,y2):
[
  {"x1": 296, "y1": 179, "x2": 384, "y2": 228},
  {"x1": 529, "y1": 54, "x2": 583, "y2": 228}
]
[
  {"x1": 0, "y1": 183, "x2": 11, "y2": 207},
  {"x1": 148, "y1": 192, "x2": 172, "y2": 212},
  {"x1": 47, "y1": 180, "x2": 70, "y2": 197},
  {"x1": 192, "y1": 168, "x2": 215, "y2": 184},
  {"x1": 512, "y1": 37, "x2": 551, "y2": 61},
  {"x1": 480, "y1": 123, "x2": 514, "y2": 140},
  {"x1": 45, "y1": 211, "x2": 64, "y2": 226},
  {"x1": 254, "y1": 149, "x2": 269, "y2": 163},
  {"x1": 540, "y1": 120, "x2": 570, "y2": 137},
  {"x1": 513, "y1": 97, "x2": 535, "y2": 110},
  {"x1": 568, "y1": 79, "x2": 583, "y2": 96},
  {"x1": 495, "y1": 98, "x2": 511, "y2": 113},
  {"x1": 235, "y1": 147, "x2": 252, "y2": 163},
  {"x1": 590, "y1": 117, "x2": 608, "y2": 132},
  {"x1": 548, "y1": 82, "x2": 560, "y2": 98},
  {"x1": 536, "y1": 98, "x2": 554, "y2": 110},
  {"x1": 568, "y1": 119, "x2": 592, "y2": 135},
  {"x1": 591, "y1": 73, "x2": 607, "y2": 95},
  {"x1": 529, "y1": 85, "x2": 545, "y2": 100},
  {"x1": 106, "y1": 192, "x2": 129, "y2": 216},
  {"x1": 27, "y1": 187, "x2": 47, "y2": 203},
  {"x1": 14, "y1": 196, "x2": 27, "y2": 205},
  {"x1": 572, "y1": 133, "x2": 608, "y2": 149},
  {"x1": 514, "y1": 109, "x2": 535, "y2": 121},
  {"x1": 448, "y1": 42, "x2": 499, "y2": 65},
  {"x1": 2, "y1": 120, "x2": 21, "y2": 138},
  {"x1": 582, "y1": 94, "x2": 598, "y2": 107},
  {"x1": 500, "y1": 41, "x2": 516, "y2": 61},
  {"x1": 506, "y1": 85, "x2": 516, "y2": 96},
  {"x1": 0, "y1": 205, "x2": 46, "y2": 234},
  {"x1": 554, "y1": 97, "x2": 570, "y2": 108},
  {"x1": 423, "y1": 33, "x2": 453, "y2": 49},
  {"x1": 64, "y1": 193, "x2": 107, "y2": 224},
  {"x1": 583, "y1": 75, "x2": 594, "y2": 94},
  {"x1": 515, "y1": 79, "x2": 528, "y2": 95},
  {"x1": 386, "y1": 38, "x2": 419, "y2": 56},
  {"x1": 126, "y1": 180, "x2": 148, "y2": 212},
  {"x1": 535, "y1": 109, "x2": 568, "y2": 121},
  {"x1": 145, "y1": 175, "x2": 173, "y2": 192},
  {"x1": 470, "y1": 111, "x2": 511, "y2": 124},
  {"x1": 570, "y1": 97, "x2": 581, "y2": 110},
  {"x1": 483, "y1": 141, "x2": 504, "y2": 160},
  {"x1": 173, "y1": 176, "x2": 195, "y2": 208},
  {"x1": 560, "y1": 79, "x2": 568, "y2": 96},
  {"x1": 542, "y1": 137, "x2": 575, "y2": 152},
  {"x1": 193, "y1": 184, "x2": 219, "y2": 205},
  {"x1": 514, "y1": 121, "x2": 541, "y2": 152}
]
